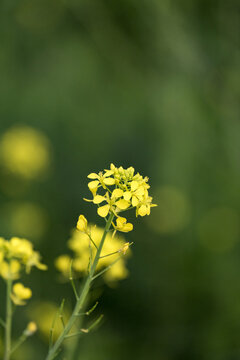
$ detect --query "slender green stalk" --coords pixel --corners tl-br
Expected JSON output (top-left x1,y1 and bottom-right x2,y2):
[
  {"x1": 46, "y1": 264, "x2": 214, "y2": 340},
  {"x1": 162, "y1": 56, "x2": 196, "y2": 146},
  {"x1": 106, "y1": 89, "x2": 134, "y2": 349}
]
[
  {"x1": 10, "y1": 333, "x2": 27, "y2": 355},
  {"x1": 4, "y1": 278, "x2": 13, "y2": 360},
  {"x1": 45, "y1": 212, "x2": 114, "y2": 360}
]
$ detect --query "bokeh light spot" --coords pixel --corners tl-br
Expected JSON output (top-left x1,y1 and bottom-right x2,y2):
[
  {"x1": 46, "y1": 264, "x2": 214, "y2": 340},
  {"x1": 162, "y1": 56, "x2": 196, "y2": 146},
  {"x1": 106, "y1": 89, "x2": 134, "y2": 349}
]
[
  {"x1": 7, "y1": 202, "x2": 47, "y2": 241},
  {"x1": 0, "y1": 126, "x2": 51, "y2": 180}
]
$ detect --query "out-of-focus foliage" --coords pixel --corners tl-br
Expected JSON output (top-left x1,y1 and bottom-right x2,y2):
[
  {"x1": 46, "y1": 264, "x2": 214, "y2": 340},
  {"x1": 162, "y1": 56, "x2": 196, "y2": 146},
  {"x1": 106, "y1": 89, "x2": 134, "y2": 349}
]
[{"x1": 0, "y1": 0, "x2": 239, "y2": 359}]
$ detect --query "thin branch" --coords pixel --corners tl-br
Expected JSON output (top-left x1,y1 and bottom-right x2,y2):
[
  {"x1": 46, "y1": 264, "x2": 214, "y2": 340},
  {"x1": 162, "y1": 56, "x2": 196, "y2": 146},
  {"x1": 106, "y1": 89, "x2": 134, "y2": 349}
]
[
  {"x1": 65, "y1": 314, "x2": 104, "y2": 339},
  {"x1": 10, "y1": 334, "x2": 27, "y2": 355},
  {"x1": 87, "y1": 232, "x2": 98, "y2": 250},
  {"x1": 99, "y1": 250, "x2": 120, "y2": 259},
  {"x1": 91, "y1": 256, "x2": 123, "y2": 281},
  {"x1": 49, "y1": 309, "x2": 59, "y2": 350},
  {"x1": 86, "y1": 301, "x2": 99, "y2": 316},
  {"x1": 59, "y1": 299, "x2": 65, "y2": 329}
]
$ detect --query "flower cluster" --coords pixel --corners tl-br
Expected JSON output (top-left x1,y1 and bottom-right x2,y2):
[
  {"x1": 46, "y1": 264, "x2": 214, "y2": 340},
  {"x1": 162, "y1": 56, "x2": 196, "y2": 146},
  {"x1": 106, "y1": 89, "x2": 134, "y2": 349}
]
[
  {"x1": 55, "y1": 220, "x2": 130, "y2": 283},
  {"x1": 0, "y1": 236, "x2": 47, "y2": 305},
  {"x1": 86, "y1": 164, "x2": 156, "y2": 230}
]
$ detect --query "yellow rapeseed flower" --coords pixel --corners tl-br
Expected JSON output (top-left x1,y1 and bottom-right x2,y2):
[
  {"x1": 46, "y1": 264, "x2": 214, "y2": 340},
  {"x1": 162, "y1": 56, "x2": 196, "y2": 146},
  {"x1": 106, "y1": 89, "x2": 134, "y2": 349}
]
[
  {"x1": 85, "y1": 164, "x2": 156, "y2": 220},
  {"x1": 87, "y1": 170, "x2": 115, "y2": 195}
]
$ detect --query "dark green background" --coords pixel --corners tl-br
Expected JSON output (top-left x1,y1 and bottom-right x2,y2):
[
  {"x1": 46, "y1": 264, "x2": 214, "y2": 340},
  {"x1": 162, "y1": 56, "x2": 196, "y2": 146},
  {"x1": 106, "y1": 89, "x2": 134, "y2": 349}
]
[{"x1": 0, "y1": 0, "x2": 240, "y2": 359}]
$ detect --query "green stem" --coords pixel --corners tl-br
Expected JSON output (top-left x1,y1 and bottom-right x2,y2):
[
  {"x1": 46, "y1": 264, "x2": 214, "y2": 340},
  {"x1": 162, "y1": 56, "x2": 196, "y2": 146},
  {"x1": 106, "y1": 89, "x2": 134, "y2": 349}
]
[
  {"x1": 45, "y1": 212, "x2": 114, "y2": 360},
  {"x1": 10, "y1": 334, "x2": 27, "y2": 355},
  {"x1": 4, "y1": 278, "x2": 12, "y2": 360}
]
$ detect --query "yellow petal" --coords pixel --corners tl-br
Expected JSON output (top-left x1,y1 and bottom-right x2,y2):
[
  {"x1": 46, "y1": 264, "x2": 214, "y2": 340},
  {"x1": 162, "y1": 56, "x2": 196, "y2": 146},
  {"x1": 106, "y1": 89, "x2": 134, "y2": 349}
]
[
  {"x1": 138, "y1": 205, "x2": 147, "y2": 216},
  {"x1": 88, "y1": 180, "x2": 99, "y2": 189},
  {"x1": 93, "y1": 195, "x2": 106, "y2": 204},
  {"x1": 104, "y1": 170, "x2": 114, "y2": 177},
  {"x1": 122, "y1": 223, "x2": 133, "y2": 232},
  {"x1": 36, "y1": 263, "x2": 48, "y2": 271},
  {"x1": 112, "y1": 189, "x2": 123, "y2": 198},
  {"x1": 97, "y1": 204, "x2": 110, "y2": 218},
  {"x1": 103, "y1": 177, "x2": 115, "y2": 185},
  {"x1": 132, "y1": 195, "x2": 139, "y2": 207},
  {"x1": 116, "y1": 217, "x2": 127, "y2": 227},
  {"x1": 123, "y1": 191, "x2": 132, "y2": 201},
  {"x1": 135, "y1": 186, "x2": 145, "y2": 196},
  {"x1": 87, "y1": 173, "x2": 99, "y2": 179},
  {"x1": 131, "y1": 181, "x2": 139, "y2": 192},
  {"x1": 115, "y1": 199, "x2": 130, "y2": 210}
]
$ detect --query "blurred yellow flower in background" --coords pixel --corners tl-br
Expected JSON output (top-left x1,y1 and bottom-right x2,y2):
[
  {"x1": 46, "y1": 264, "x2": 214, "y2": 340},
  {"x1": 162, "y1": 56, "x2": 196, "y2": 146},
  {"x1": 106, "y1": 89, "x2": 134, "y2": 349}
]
[
  {"x1": 55, "y1": 225, "x2": 131, "y2": 284},
  {"x1": 0, "y1": 125, "x2": 51, "y2": 179},
  {"x1": 25, "y1": 321, "x2": 37, "y2": 336},
  {"x1": 0, "y1": 236, "x2": 47, "y2": 279},
  {"x1": 0, "y1": 259, "x2": 21, "y2": 280}
]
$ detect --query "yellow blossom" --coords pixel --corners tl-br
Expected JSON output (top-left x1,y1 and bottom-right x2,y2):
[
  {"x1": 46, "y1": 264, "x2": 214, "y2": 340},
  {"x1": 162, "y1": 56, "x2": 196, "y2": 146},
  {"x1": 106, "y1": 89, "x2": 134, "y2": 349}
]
[
  {"x1": 25, "y1": 251, "x2": 47, "y2": 273},
  {"x1": 11, "y1": 282, "x2": 32, "y2": 306},
  {"x1": 7, "y1": 237, "x2": 34, "y2": 260},
  {"x1": 0, "y1": 236, "x2": 47, "y2": 279},
  {"x1": 86, "y1": 164, "x2": 156, "y2": 219},
  {"x1": 97, "y1": 204, "x2": 110, "y2": 218},
  {"x1": 87, "y1": 170, "x2": 115, "y2": 195},
  {"x1": 115, "y1": 199, "x2": 130, "y2": 210}
]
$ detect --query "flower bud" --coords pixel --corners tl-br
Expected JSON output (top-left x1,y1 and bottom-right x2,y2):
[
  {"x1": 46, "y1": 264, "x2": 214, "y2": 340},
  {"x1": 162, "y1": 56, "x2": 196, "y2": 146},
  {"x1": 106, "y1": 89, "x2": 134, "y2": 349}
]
[
  {"x1": 76, "y1": 215, "x2": 88, "y2": 233},
  {"x1": 24, "y1": 321, "x2": 37, "y2": 336}
]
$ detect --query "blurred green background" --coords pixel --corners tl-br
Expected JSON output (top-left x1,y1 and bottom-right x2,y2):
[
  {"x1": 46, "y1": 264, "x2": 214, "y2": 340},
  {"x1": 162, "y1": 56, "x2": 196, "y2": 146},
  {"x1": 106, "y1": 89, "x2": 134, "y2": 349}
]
[{"x1": 0, "y1": 0, "x2": 240, "y2": 359}]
